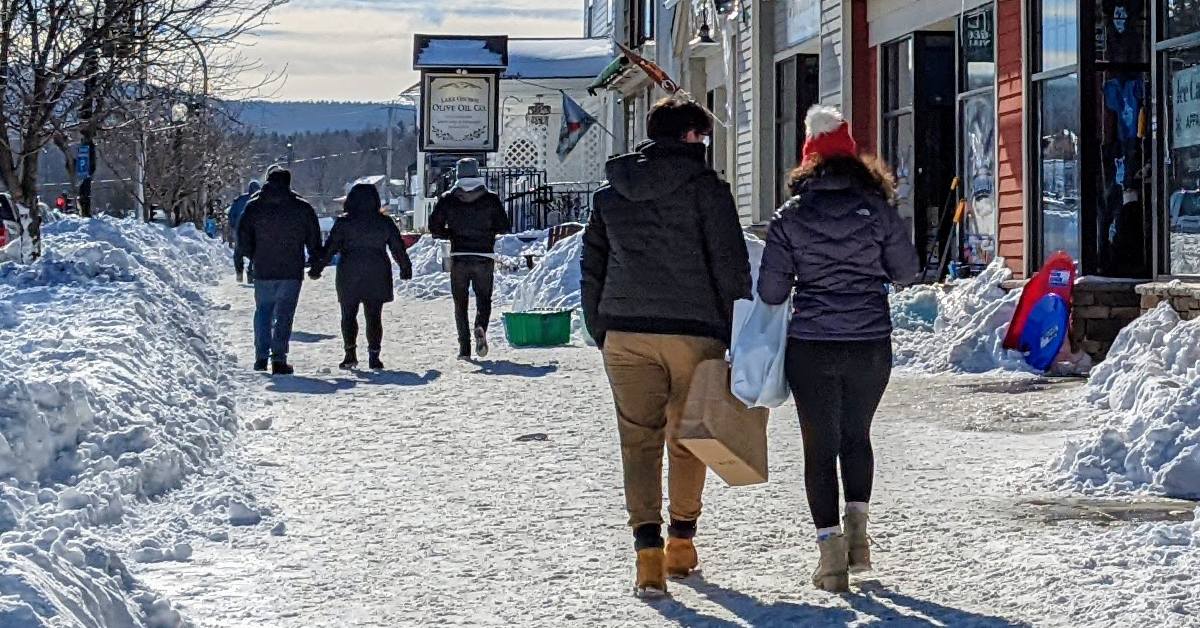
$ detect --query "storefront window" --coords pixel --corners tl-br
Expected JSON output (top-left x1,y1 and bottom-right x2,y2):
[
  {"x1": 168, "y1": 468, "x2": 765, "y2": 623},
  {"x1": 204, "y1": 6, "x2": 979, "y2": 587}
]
[
  {"x1": 1094, "y1": 70, "x2": 1151, "y2": 276},
  {"x1": 960, "y1": 6, "x2": 997, "y2": 269},
  {"x1": 1040, "y1": 74, "x2": 1082, "y2": 260},
  {"x1": 1166, "y1": 0, "x2": 1200, "y2": 40},
  {"x1": 961, "y1": 94, "x2": 997, "y2": 266},
  {"x1": 963, "y1": 9, "x2": 996, "y2": 91},
  {"x1": 884, "y1": 40, "x2": 914, "y2": 112},
  {"x1": 1097, "y1": 0, "x2": 1147, "y2": 63},
  {"x1": 883, "y1": 39, "x2": 916, "y2": 236},
  {"x1": 1042, "y1": 0, "x2": 1080, "y2": 70},
  {"x1": 1165, "y1": 46, "x2": 1200, "y2": 275}
]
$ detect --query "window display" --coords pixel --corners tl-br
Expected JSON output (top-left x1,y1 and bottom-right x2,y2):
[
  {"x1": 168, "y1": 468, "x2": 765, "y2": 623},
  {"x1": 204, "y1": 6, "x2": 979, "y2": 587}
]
[
  {"x1": 959, "y1": 6, "x2": 997, "y2": 269},
  {"x1": 961, "y1": 94, "x2": 997, "y2": 266},
  {"x1": 1096, "y1": 72, "x2": 1150, "y2": 276},
  {"x1": 1165, "y1": 47, "x2": 1200, "y2": 275}
]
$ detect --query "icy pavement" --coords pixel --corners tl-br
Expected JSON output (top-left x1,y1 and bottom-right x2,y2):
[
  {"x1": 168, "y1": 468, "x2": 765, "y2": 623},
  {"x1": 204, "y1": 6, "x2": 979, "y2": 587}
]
[{"x1": 125, "y1": 277, "x2": 1199, "y2": 628}]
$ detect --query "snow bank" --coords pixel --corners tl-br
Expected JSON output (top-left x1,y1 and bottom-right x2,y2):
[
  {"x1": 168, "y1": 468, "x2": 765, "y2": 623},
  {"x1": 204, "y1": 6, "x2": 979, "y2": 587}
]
[
  {"x1": 1055, "y1": 304, "x2": 1200, "y2": 499},
  {"x1": 1, "y1": 216, "x2": 230, "y2": 626},
  {"x1": 398, "y1": 233, "x2": 546, "y2": 304},
  {"x1": 891, "y1": 259, "x2": 1030, "y2": 373}
]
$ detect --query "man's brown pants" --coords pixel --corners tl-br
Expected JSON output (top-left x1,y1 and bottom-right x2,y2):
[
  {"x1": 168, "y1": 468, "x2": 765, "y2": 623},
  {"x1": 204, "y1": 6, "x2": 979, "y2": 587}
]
[{"x1": 602, "y1": 331, "x2": 726, "y2": 528}]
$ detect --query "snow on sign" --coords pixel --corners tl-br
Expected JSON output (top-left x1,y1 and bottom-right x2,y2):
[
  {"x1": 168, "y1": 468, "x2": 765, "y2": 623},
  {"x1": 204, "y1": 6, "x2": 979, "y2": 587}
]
[
  {"x1": 421, "y1": 72, "x2": 500, "y2": 153},
  {"x1": 413, "y1": 34, "x2": 508, "y2": 69}
]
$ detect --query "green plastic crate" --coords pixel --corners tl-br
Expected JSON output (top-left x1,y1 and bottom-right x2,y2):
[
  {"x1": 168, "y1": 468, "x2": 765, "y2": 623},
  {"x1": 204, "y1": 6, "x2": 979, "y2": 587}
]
[{"x1": 503, "y1": 309, "x2": 574, "y2": 347}]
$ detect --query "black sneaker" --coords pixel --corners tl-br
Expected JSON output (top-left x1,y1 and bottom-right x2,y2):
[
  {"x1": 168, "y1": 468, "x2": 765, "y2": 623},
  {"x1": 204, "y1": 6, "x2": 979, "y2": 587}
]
[
  {"x1": 271, "y1": 361, "x2": 294, "y2": 376},
  {"x1": 253, "y1": 359, "x2": 269, "y2": 372},
  {"x1": 474, "y1": 326, "x2": 489, "y2": 358},
  {"x1": 368, "y1": 352, "x2": 384, "y2": 370},
  {"x1": 339, "y1": 349, "x2": 358, "y2": 370}
]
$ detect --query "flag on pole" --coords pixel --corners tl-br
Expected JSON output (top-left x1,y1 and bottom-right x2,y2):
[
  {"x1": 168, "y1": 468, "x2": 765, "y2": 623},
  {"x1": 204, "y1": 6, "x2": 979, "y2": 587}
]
[
  {"x1": 615, "y1": 42, "x2": 681, "y2": 94},
  {"x1": 557, "y1": 93, "x2": 598, "y2": 161}
]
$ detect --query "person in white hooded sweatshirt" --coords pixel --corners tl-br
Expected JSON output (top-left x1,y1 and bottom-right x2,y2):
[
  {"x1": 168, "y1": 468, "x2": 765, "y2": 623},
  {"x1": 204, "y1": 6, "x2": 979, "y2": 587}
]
[{"x1": 429, "y1": 158, "x2": 511, "y2": 359}]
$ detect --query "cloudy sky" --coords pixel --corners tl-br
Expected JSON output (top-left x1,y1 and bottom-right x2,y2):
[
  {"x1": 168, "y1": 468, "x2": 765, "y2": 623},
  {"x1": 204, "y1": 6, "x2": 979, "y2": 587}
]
[{"x1": 242, "y1": 0, "x2": 585, "y2": 102}]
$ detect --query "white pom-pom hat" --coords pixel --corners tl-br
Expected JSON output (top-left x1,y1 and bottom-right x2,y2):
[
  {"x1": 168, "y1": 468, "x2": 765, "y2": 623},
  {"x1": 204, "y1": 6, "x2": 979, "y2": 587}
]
[{"x1": 802, "y1": 105, "x2": 858, "y2": 163}]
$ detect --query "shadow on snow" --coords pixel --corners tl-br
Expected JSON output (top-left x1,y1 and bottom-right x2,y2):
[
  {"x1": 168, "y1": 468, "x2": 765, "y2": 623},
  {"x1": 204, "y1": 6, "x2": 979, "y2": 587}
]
[
  {"x1": 470, "y1": 359, "x2": 558, "y2": 378},
  {"x1": 265, "y1": 369, "x2": 442, "y2": 394},
  {"x1": 290, "y1": 331, "x2": 338, "y2": 343},
  {"x1": 647, "y1": 575, "x2": 1028, "y2": 627}
]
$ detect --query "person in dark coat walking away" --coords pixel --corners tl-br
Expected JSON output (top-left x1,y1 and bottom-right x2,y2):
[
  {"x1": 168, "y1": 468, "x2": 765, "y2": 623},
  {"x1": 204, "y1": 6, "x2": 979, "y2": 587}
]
[
  {"x1": 757, "y1": 105, "x2": 920, "y2": 593},
  {"x1": 309, "y1": 183, "x2": 413, "y2": 370},
  {"x1": 229, "y1": 180, "x2": 261, "y2": 283},
  {"x1": 236, "y1": 168, "x2": 323, "y2": 375},
  {"x1": 581, "y1": 98, "x2": 752, "y2": 596},
  {"x1": 428, "y1": 158, "x2": 511, "y2": 359}
]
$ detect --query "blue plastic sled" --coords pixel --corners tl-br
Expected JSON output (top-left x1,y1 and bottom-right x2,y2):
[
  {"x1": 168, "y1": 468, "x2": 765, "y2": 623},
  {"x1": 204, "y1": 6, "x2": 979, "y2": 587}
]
[{"x1": 1018, "y1": 293, "x2": 1070, "y2": 371}]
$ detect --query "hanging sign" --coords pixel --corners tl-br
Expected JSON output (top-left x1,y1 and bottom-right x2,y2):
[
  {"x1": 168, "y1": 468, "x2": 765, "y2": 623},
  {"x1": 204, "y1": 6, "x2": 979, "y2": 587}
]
[
  {"x1": 420, "y1": 72, "x2": 500, "y2": 153},
  {"x1": 963, "y1": 10, "x2": 994, "y2": 63},
  {"x1": 1173, "y1": 65, "x2": 1200, "y2": 149}
]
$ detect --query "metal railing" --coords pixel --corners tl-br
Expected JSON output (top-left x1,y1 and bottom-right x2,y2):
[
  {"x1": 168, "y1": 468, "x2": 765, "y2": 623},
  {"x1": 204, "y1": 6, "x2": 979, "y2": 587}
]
[
  {"x1": 436, "y1": 167, "x2": 602, "y2": 232},
  {"x1": 507, "y1": 181, "x2": 603, "y2": 231}
]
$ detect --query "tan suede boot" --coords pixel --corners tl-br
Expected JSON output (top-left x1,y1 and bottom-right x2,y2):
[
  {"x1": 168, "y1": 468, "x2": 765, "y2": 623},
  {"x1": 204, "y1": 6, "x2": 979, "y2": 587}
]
[
  {"x1": 635, "y1": 548, "x2": 668, "y2": 597},
  {"x1": 665, "y1": 538, "x2": 698, "y2": 578},
  {"x1": 812, "y1": 534, "x2": 850, "y2": 592},
  {"x1": 844, "y1": 512, "x2": 872, "y2": 574}
]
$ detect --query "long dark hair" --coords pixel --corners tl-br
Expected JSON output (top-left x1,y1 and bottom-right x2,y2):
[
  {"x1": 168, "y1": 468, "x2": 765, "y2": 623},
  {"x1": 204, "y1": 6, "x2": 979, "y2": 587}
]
[
  {"x1": 788, "y1": 154, "x2": 898, "y2": 205},
  {"x1": 344, "y1": 183, "x2": 382, "y2": 218}
]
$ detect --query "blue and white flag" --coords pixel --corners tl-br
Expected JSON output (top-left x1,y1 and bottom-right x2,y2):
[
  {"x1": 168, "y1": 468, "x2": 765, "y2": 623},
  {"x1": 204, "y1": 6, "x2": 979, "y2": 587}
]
[{"x1": 556, "y1": 93, "x2": 598, "y2": 161}]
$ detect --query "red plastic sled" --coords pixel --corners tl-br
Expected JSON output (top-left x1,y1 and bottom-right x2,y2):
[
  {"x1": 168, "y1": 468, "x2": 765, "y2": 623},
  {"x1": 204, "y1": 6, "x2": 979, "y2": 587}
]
[{"x1": 1003, "y1": 251, "x2": 1077, "y2": 351}]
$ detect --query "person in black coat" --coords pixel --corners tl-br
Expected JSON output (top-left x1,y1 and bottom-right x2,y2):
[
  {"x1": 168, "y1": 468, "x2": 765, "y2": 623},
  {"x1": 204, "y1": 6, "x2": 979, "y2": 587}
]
[
  {"x1": 428, "y1": 158, "x2": 511, "y2": 359},
  {"x1": 236, "y1": 168, "x2": 323, "y2": 375},
  {"x1": 309, "y1": 183, "x2": 413, "y2": 370},
  {"x1": 580, "y1": 97, "x2": 752, "y2": 595}
]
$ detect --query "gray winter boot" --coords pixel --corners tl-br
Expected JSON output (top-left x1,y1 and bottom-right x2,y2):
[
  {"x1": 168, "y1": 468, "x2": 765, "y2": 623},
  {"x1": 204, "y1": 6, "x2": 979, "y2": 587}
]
[
  {"x1": 812, "y1": 534, "x2": 849, "y2": 592},
  {"x1": 844, "y1": 512, "x2": 872, "y2": 574}
]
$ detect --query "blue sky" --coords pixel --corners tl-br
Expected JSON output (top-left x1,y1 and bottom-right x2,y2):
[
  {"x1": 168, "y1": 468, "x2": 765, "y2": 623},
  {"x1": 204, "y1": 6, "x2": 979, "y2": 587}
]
[{"x1": 245, "y1": 0, "x2": 585, "y2": 102}]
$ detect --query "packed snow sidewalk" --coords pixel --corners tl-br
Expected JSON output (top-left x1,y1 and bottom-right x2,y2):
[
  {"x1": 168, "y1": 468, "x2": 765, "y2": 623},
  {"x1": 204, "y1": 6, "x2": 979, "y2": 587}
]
[{"x1": 123, "y1": 274, "x2": 1199, "y2": 627}]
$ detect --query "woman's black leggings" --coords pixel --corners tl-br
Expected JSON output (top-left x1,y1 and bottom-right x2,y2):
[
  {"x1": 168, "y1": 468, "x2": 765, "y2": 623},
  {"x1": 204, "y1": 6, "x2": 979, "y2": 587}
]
[
  {"x1": 785, "y1": 338, "x2": 892, "y2": 529},
  {"x1": 340, "y1": 299, "x2": 384, "y2": 353}
]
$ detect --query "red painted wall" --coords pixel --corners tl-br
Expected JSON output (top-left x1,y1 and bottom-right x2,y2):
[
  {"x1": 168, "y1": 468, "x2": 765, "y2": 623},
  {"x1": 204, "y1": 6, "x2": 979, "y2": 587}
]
[
  {"x1": 995, "y1": 0, "x2": 1025, "y2": 277},
  {"x1": 851, "y1": 0, "x2": 877, "y2": 155}
]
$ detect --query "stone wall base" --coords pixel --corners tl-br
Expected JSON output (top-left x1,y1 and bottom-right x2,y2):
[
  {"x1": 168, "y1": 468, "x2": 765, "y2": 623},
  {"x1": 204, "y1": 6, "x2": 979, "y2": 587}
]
[{"x1": 1135, "y1": 282, "x2": 1200, "y2": 320}]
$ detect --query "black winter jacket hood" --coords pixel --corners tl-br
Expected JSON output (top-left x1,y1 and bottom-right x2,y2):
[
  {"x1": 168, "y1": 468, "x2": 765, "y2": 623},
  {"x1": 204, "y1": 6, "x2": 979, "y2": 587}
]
[
  {"x1": 605, "y1": 140, "x2": 710, "y2": 202},
  {"x1": 582, "y1": 139, "x2": 752, "y2": 347}
]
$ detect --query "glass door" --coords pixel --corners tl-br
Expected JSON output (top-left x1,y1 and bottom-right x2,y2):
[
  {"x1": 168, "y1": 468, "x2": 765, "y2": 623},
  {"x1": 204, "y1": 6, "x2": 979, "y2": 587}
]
[{"x1": 775, "y1": 54, "x2": 820, "y2": 205}]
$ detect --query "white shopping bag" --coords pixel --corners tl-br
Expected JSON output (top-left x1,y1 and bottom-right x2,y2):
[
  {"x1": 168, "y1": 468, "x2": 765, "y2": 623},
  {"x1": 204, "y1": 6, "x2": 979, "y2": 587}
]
[{"x1": 729, "y1": 297, "x2": 791, "y2": 409}]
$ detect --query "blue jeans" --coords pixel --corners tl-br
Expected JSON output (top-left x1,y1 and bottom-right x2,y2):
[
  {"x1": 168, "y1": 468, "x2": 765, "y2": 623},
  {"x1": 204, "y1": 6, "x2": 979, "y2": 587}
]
[{"x1": 254, "y1": 280, "x2": 302, "y2": 361}]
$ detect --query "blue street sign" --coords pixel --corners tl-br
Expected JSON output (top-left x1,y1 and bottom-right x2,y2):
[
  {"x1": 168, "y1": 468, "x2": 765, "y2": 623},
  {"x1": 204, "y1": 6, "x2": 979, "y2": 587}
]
[{"x1": 76, "y1": 144, "x2": 91, "y2": 179}]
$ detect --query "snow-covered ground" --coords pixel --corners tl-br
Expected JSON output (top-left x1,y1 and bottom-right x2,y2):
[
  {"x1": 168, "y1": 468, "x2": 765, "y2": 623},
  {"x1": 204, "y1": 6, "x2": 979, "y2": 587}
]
[
  {"x1": 4, "y1": 222, "x2": 1198, "y2": 627},
  {"x1": 120, "y1": 272, "x2": 1198, "y2": 627}
]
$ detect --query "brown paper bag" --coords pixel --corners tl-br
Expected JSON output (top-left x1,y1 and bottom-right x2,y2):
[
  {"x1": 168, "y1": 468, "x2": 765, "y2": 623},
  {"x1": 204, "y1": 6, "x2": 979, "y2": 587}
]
[{"x1": 679, "y1": 359, "x2": 769, "y2": 486}]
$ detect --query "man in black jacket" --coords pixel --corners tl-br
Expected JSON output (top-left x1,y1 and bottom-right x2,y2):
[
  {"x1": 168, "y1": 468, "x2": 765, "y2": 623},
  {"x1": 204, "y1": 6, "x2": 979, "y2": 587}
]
[
  {"x1": 428, "y1": 158, "x2": 511, "y2": 359},
  {"x1": 581, "y1": 98, "x2": 752, "y2": 595},
  {"x1": 236, "y1": 168, "x2": 323, "y2": 375}
]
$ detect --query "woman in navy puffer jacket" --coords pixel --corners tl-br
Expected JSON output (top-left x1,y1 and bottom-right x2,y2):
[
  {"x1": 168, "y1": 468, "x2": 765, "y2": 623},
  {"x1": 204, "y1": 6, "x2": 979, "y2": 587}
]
[{"x1": 758, "y1": 105, "x2": 919, "y2": 593}]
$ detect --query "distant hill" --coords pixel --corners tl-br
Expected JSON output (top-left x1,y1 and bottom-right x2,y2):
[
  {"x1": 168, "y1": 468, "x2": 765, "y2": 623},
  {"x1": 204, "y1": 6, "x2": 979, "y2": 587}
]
[{"x1": 230, "y1": 101, "x2": 418, "y2": 135}]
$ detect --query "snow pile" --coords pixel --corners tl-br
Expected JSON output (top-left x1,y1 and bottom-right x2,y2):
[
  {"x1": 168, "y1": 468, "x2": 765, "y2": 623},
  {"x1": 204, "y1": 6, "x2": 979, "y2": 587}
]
[
  {"x1": 511, "y1": 232, "x2": 583, "y2": 313},
  {"x1": 891, "y1": 259, "x2": 1029, "y2": 373},
  {"x1": 1, "y1": 216, "x2": 231, "y2": 626},
  {"x1": 1055, "y1": 303, "x2": 1200, "y2": 499},
  {"x1": 399, "y1": 232, "x2": 550, "y2": 304}
]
